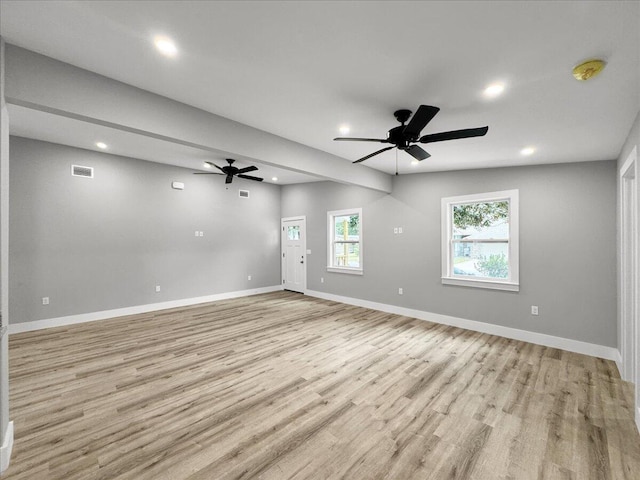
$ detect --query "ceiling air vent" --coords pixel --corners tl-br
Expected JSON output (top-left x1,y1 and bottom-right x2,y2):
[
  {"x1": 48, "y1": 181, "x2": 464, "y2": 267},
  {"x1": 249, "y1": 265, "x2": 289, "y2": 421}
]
[
  {"x1": 239, "y1": 190, "x2": 250, "y2": 198},
  {"x1": 71, "y1": 165, "x2": 94, "y2": 178}
]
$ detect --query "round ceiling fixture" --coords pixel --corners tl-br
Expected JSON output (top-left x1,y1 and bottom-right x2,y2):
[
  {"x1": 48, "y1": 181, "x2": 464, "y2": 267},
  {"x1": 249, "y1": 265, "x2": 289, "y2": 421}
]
[{"x1": 572, "y1": 59, "x2": 606, "y2": 81}]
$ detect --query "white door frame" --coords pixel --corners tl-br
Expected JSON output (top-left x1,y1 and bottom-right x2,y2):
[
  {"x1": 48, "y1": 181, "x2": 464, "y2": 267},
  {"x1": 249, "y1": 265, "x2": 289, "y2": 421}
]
[
  {"x1": 281, "y1": 216, "x2": 307, "y2": 293},
  {"x1": 620, "y1": 146, "x2": 639, "y2": 432}
]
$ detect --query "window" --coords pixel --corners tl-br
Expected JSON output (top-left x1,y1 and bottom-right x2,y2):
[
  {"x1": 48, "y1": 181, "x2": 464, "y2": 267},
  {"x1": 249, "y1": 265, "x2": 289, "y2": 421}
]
[
  {"x1": 327, "y1": 208, "x2": 363, "y2": 274},
  {"x1": 441, "y1": 190, "x2": 519, "y2": 291},
  {"x1": 287, "y1": 225, "x2": 300, "y2": 240}
]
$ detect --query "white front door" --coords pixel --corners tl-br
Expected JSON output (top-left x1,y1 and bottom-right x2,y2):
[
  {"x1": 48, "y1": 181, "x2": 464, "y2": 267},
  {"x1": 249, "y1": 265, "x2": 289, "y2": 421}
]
[{"x1": 282, "y1": 217, "x2": 306, "y2": 293}]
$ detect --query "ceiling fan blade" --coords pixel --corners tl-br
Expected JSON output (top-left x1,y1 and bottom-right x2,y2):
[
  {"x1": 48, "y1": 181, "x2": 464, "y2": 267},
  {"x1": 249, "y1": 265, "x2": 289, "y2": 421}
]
[
  {"x1": 193, "y1": 172, "x2": 224, "y2": 175},
  {"x1": 238, "y1": 174, "x2": 264, "y2": 182},
  {"x1": 405, "y1": 145, "x2": 431, "y2": 161},
  {"x1": 237, "y1": 165, "x2": 258, "y2": 174},
  {"x1": 205, "y1": 161, "x2": 225, "y2": 172},
  {"x1": 225, "y1": 175, "x2": 233, "y2": 184},
  {"x1": 403, "y1": 105, "x2": 440, "y2": 140},
  {"x1": 419, "y1": 126, "x2": 489, "y2": 144},
  {"x1": 334, "y1": 137, "x2": 389, "y2": 143},
  {"x1": 353, "y1": 146, "x2": 395, "y2": 164}
]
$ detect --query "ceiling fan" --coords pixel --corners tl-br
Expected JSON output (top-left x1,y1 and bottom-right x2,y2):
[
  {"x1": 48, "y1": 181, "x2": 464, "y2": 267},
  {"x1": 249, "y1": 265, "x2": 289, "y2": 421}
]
[
  {"x1": 334, "y1": 105, "x2": 488, "y2": 164},
  {"x1": 193, "y1": 158, "x2": 263, "y2": 184}
]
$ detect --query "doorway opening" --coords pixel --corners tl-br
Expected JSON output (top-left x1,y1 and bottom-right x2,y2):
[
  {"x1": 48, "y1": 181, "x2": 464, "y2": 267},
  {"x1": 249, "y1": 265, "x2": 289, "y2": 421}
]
[{"x1": 620, "y1": 146, "x2": 638, "y2": 431}]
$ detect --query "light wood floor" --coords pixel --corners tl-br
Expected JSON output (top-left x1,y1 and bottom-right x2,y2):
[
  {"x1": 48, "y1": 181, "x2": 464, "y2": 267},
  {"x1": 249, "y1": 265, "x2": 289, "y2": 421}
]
[{"x1": 3, "y1": 291, "x2": 640, "y2": 479}]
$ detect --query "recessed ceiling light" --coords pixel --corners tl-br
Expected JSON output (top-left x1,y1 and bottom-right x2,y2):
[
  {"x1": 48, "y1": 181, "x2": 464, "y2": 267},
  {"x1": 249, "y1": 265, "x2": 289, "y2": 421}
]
[
  {"x1": 154, "y1": 35, "x2": 178, "y2": 57},
  {"x1": 203, "y1": 162, "x2": 212, "y2": 168},
  {"x1": 483, "y1": 83, "x2": 505, "y2": 98},
  {"x1": 411, "y1": 159, "x2": 420, "y2": 166},
  {"x1": 520, "y1": 146, "x2": 535, "y2": 156},
  {"x1": 96, "y1": 142, "x2": 107, "y2": 150},
  {"x1": 271, "y1": 177, "x2": 278, "y2": 182},
  {"x1": 339, "y1": 125, "x2": 350, "y2": 135}
]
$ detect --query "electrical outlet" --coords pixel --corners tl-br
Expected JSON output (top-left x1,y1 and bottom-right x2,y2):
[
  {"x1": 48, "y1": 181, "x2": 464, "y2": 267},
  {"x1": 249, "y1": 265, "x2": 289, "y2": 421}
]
[
  {"x1": 394, "y1": 227, "x2": 398, "y2": 234},
  {"x1": 398, "y1": 227, "x2": 403, "y2": 234},
  {"x1": 321, "y1": 277, "x2": 324, "y2": 283},
  {"x1": 155, "y1": 285, "x2": 161, "y2": 293},
  {"x1": 248, "y1": 275, "x2": 252, "y2": 281},
  {"x1": 531, "y1": 305, "x2": 539, "y2": 316},
  {"x1": 42, "y1": 297, "x2": 49, "y2": 305},
  {"x1": 398, "y1": 287, "x2": 403, "y2": 295},
  {"x1": 194, "y1": 230, "x2": 199, "y2": 237},
  {"x1": 199, "y1": 231, "x2": 204, "y2": 237}
]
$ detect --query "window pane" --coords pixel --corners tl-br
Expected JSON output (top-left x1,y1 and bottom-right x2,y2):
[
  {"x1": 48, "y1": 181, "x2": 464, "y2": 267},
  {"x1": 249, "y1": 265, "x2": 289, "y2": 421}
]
[
  {"x1": 452, "y1": 242, "x2": 509, "y2": 279},
  {"x1": 452, "y1": 200, "x2": 509, "y2": 279},
  {"x1": 287, "y1": 225, "x2": 300, "y2": 240},
  {"x1": 452, "y1": 201, "x2": 509, "y2": 239},
  {"x1": 334, "y1": 214, "x2": 360, "y2": 242},
  {"x1": 334, "y1": 242, "x2": 360, "y2": 268}
]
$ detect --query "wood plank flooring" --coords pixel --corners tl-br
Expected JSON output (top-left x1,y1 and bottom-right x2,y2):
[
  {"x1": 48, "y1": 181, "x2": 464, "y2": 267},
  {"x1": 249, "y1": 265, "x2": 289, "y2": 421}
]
[{"x1": 3, "y1": 291, "x2": 640, "y2": 479}]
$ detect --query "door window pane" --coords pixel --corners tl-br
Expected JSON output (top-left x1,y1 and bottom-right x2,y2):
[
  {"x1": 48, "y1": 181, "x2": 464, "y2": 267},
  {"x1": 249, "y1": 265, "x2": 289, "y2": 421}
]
[{"x1": 287, "y1": 225, "x2": 300, "y2": 240}]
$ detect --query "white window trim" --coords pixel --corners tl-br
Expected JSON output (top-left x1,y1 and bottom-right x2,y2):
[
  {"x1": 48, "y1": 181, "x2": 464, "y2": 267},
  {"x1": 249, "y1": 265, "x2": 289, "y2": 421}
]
[
  {"x1": 441, "y1": 189, "x2": 519, "y2": 292},
  {"x1": 327, "y1": 207, "x2": 363, "y2": 275}
]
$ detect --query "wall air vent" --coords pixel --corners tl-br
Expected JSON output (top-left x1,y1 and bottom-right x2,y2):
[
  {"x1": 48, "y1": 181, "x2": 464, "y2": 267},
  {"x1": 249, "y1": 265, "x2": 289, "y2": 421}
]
[
  {"x1": 239, "y1": 190, "x2": 250, "y2": 198},
  {"x1": 71, "y1": 165, "x2": 94, "y2": 178}
]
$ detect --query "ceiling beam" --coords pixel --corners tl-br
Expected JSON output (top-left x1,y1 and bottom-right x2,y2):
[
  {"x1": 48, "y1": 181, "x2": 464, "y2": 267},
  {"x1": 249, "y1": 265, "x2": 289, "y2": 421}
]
[{"x1": 4, "y1": 45, "x2": 392, "y2": 193}]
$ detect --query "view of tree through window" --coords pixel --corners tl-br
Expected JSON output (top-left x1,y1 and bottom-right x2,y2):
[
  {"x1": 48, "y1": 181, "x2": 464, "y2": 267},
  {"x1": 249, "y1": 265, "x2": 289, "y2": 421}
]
[
  {"x1": 452, "y1": 201, "x2": 509, "y2": 279},
  {"x1": 333, "y1": 214, "x2": 360, "y2": 268}
]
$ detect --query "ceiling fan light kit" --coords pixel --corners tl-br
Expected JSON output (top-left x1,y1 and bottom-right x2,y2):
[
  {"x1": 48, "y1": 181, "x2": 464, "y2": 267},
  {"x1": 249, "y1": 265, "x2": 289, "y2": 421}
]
[
  {"x1": 193, "y1": 159, "x2": 263, "y2": 184},
  {"x1": 334, "y1": 105, "x2": 488, "y2": 164}
]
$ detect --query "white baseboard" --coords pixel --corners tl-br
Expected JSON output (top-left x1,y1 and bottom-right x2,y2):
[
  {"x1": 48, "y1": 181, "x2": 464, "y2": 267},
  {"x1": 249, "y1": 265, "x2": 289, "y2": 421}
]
[
  {"x1": 8, "y1": 285, "x2": 283, "y2": 334},
  {"x1": 614, "y1": 349, "x2": 624, "y2": 378},
  {"x1": 1, "y1": 421, "x2": 13, "y2": 474},
  {"x1": 8, "y1": 285, "x2": 619, "y2": 362},
  {"x1": 306, "y1": 290, "x2": 619, "y2": 362}
]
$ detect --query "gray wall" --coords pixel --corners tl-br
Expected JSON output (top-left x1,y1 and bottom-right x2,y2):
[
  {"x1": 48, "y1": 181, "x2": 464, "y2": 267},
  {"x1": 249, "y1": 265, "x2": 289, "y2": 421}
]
[
  {"x1": 7, "y1": 133, "x2": 621, "y2": 349},
  {"x1": 9, "y1": 137, "x2": 281, "y2": 324},
  {"x1": 282, "y1": 161, "x2": 617, "y2": 347}
]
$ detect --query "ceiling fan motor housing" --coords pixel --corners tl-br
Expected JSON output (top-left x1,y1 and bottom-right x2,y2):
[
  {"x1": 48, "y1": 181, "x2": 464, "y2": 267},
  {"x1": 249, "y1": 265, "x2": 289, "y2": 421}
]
[
  {"x1": 393, "y1": 109, "x2": 412, "y2": 124},
  {"x1": 391, "y1": 109, "x2": 418, "y2": 146},
  {"x1": 387, "y1": 125, "x2": 410, "y2": 149}
]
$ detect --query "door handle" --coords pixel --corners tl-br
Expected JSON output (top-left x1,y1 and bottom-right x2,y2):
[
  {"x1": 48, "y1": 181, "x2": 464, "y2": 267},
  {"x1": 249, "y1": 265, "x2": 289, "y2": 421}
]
[{"x1": 300, "y1": 260, "x2": 304, "y2": 264}]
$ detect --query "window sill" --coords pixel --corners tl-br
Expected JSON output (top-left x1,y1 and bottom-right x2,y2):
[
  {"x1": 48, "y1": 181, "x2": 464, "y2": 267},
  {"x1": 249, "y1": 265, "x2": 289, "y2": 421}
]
[
  {"x1": 441, "y1": 276, "x2": 519, "y2": 292},
  {"x1": 327, "y1": 267, "x2": 363, "y2": 276}
]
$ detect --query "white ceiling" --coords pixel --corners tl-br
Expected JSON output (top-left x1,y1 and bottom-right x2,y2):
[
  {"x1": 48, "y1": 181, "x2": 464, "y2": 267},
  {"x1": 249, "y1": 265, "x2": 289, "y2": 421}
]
[{"x1": 1, "y1": 1, "x2": 639, "y2": 177}]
